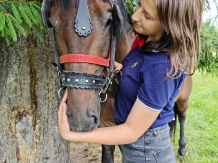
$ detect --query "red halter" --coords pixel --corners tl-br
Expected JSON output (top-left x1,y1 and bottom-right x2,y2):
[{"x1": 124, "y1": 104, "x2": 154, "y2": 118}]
[
  {"x1": 60, "y1": 54, "x2": 110, "y2": 67},
  {"x1": 59, "y1": 35, "x2": 143, "y2": 71}
]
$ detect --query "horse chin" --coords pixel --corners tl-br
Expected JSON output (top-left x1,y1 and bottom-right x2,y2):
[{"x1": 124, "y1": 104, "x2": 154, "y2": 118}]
[
  {"x1": 70, "y1": 126, "x2": 89, "y2": 132},
  {"x1": 69, "y1": 122, "x2": 99, "y2": 132}
]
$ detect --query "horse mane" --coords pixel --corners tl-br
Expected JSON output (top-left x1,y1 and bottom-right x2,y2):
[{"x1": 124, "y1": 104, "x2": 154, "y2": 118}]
[{"x1": 117, "y1": 0, "x2": 132, "y2": 25}]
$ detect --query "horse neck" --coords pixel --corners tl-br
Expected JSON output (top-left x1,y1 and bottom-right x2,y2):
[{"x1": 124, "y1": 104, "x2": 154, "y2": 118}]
[{"x1": 115, "y1": 24, "x2": 135, "y2": 63}]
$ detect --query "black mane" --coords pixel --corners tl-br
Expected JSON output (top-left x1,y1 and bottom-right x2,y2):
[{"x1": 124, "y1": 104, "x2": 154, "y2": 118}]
[{"x1": 117, "y1": 0, "x2": 131, "y2": 25}]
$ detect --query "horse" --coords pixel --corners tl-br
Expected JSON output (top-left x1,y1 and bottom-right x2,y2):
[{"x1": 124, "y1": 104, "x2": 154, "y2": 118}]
[
  {"x1": 169, "y1": 75, "x2": 192, "y2": 157},
  {"x1": 41, "y1": 0, "x2": 191, "y2": 162}
]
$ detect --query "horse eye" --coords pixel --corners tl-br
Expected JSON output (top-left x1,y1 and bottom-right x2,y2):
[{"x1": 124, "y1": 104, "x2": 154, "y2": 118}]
[{"x1": 106, "y1": 16, "x2": 113, "y2": 26}]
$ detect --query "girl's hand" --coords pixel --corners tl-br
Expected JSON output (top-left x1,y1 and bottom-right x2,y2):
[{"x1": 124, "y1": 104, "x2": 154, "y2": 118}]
[
  {"x1": 114, "y1": 61, "x2": 123, "y2": 74},
  {"x1": 103, "y1": 61, "x2": 123, "y2": 77},
  {"x1": 58, "y1": 90, "x2": 71, "y2": 140}
]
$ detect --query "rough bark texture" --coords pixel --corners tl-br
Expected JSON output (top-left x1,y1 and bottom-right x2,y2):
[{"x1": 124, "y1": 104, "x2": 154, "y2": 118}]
[{"x1": 0, "y1": 30, "x2": 72, "y2": 163}]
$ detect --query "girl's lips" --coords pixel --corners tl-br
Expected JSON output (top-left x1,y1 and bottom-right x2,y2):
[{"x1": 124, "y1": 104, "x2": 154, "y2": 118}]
[{"x1": 133, "y1": 22, "x2": 140, "y2": 28}]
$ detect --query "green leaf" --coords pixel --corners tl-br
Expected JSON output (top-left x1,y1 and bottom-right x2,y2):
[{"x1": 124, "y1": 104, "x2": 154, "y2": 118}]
[
  {"x1": 30, "y1": 4, "x2": 46, "y2": 30},
  {"x1": 19, "y1": 4, "x2": 32, "y2": 28},
  {"x1": 9, "y1": 14, "x2": 26, "y2": 37},
  {"x1": 6, "y1": 15, "x2": 17, "y2": 42},
  {"x1": 0, "y1": 12, "x2": 6, "y2": 31},
  {"x1": 11, "y1": 3, "x2": 22, "y2": 24},
  {"x1": 25, "y1": 4, "x2": 38, "y2": 25}
]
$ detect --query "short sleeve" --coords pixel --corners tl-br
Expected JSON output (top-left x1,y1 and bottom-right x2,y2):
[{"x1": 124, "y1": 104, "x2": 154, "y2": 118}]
[{"x1": 137, "y1": 64, "x2": 177, "y2": 111}]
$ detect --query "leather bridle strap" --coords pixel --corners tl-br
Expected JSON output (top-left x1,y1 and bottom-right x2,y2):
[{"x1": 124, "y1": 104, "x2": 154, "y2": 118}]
[
  {"x1": 60, "y1": 54, "x2": 110, "y2": 67},
  {"x1": 51, "y1": 0, "x2": 123, "y2": 99}
]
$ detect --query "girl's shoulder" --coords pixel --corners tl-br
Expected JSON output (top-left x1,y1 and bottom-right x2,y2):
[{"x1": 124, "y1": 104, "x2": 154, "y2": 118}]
[
  {"x1": 132, "y1": 46, "x2": 169, "y2": 60},
  {"x1": 138, "y1": 48, "x2": 170, "y2": 70}
]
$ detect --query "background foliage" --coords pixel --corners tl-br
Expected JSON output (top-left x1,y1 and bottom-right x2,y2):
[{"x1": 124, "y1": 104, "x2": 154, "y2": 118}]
[
  {"x1": 0, "y1": 0, "x2": 45, "y2": 45},
  {"x1": 1, "y1": 0, "x2": 218, "y2": 75},
  {"x1": 199, "y1": 22, "x2": 218, "y2": 76}
]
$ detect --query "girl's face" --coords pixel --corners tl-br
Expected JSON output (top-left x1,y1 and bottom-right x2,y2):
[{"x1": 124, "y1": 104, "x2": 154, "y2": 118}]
[{"x1": 132, "y1": 0, "x2": 163, "y2": 42}]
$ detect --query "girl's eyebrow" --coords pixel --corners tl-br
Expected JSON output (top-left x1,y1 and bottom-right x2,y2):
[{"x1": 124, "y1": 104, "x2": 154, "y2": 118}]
[
  {"x1": 139, "y1": 1, "x2": 154, "y2": 19},
  {"x1": 138, "y1": 0, "x2": 156, "y2": 20}
]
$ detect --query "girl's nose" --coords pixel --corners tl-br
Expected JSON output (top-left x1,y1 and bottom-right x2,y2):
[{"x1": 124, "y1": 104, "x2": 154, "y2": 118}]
[{"x1": 131, "y1": 5, "x2": 142, "y2": 22}]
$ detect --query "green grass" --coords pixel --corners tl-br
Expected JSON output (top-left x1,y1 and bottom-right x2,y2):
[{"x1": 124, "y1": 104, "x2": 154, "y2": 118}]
[{"x1": 174, "y1": 70, "x2": 218, "y2": 163}]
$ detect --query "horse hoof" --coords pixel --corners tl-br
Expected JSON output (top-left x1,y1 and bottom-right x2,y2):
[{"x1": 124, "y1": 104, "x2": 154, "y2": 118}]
[{"x1": 177, "y1": 148, "x2": 187, "y2": 158}]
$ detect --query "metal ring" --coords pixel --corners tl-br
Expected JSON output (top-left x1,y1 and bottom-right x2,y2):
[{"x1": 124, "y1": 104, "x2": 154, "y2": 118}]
[
  {"x1": 58, "y1": 87, "x2": 64, "y2": 99},
  {"x1": 100, "y1": 93, "x2": 108, "y2": 103},
  {"x1": 99, "y1": 89, "x2": 103, "y2": 96}
]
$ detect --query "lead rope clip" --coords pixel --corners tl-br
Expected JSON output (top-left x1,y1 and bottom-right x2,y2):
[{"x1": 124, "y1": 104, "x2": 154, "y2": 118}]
[{"x1": 99, "y1": 90, "x2": 108, "y2": 103}]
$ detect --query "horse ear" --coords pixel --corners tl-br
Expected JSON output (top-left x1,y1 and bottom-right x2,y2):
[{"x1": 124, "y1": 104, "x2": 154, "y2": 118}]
[{"x1": 41, "y1": 0, "x2": 53, "y2": 28}]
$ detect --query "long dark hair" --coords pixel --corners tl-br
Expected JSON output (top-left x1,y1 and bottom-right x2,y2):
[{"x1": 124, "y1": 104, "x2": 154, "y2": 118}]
[{"x1": 141, "y1": 0, "x2": 204, "y2": 78}]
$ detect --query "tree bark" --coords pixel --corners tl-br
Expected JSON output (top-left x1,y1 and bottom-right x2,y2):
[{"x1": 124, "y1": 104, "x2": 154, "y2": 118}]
[{"x1": 0, "y1": 29, "x2": 72, "y2": 163}]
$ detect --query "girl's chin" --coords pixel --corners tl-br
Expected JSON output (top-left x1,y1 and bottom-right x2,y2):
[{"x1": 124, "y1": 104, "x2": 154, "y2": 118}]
[
  {"x1": 133, "y1": 28, "x2": 144, "y2": 35},
  {"x1": 133, "y1": 26, "x2": 140, "y2": 33}
]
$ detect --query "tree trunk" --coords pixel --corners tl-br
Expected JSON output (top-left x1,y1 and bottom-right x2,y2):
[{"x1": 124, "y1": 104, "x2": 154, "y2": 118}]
[{"x1": 0, "y1": 29, "x2": 72, "y2": 163}]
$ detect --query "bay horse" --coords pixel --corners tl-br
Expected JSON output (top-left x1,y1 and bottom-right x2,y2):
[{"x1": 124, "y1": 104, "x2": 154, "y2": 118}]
[{"x1": 41, "y1": 0, "x2": 191, "y2": 162}]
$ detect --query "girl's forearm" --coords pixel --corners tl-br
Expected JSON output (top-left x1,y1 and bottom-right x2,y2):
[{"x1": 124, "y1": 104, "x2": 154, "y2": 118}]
[{"x1": 66, "y1": 123, "x2": 138, "y2": 145}]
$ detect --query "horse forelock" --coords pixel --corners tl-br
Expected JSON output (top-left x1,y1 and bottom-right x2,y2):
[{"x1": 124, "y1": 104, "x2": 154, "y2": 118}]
[
  {"x1": 48, "y1": 0, "x2": 130, "y2": 23},
  {"x1": 51, "y1": 0, "x2": 77, "y2": 11}
]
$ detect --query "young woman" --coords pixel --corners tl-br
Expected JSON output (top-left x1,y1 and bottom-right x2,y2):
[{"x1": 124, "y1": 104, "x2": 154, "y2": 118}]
[{"x1": 58, "y1": 0, "x2": 204, "y2": 162}]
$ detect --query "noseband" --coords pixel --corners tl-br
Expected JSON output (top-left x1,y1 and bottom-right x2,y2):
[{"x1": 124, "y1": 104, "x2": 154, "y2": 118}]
[{"x1": 42, "y1": 0, "x2": 123, "y2": 101}]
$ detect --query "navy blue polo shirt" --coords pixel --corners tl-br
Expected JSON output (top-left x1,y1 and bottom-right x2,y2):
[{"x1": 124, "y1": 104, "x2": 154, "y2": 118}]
[{"x1": 114, "y1": 46, "x2": 186, "y2": 128}]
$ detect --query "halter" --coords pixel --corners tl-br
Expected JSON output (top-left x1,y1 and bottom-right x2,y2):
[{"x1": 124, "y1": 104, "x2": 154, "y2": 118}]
[{"x1": 41, "y1": 0, "x2": 123, "y2": 100}]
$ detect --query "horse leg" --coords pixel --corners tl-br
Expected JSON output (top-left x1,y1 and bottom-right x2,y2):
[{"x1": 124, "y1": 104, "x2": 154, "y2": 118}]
[
  {"x1": 101, "y1": 145, "x2": 115, "y2": 163},
  {"x1": 176, "y1": 103, "x2": 187, "y2": 157},
  {"x1": 168, "y1": 104, "x2": 177, "y2": 140},
  {"x1": 175, "y1": 76, "x2": 192, "y2": 157},
  {"x1": 100, "y1": 91, "x2": 117, "y2": 163},
  {"x1": 99, "y1": 119, "x2": 116, "y2": 163}
]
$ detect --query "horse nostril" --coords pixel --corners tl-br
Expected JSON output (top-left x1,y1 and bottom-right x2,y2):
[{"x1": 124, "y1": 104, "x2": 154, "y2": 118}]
[
  {"x1": 66, "y1": 109, "x2": 72, "y2": 117},
  {"x1": 90, "y1": 113, "x2": 99, "y2": 129},
  {"x1": 93, "y1": 114, "x2": 98, "y2": 125}
]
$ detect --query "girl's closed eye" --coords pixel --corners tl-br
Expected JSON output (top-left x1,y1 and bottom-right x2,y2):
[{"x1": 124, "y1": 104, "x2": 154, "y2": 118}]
[
  {"x1": 137, "y1": 1, "x2": 151, "y2": 20},
  {"x1": 144, "y1": 14, "x2": 150, "y2": 20}
]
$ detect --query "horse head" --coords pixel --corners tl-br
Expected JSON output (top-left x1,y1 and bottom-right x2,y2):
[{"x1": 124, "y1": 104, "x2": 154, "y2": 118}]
[{"x1": 41, "y1": 0, "x2": 124, "y2": 132}]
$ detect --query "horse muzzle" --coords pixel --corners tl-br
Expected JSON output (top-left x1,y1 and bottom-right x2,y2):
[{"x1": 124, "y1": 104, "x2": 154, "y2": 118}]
[{"x1": 66, "y1": 108, "x2": 100, "y2": 132}]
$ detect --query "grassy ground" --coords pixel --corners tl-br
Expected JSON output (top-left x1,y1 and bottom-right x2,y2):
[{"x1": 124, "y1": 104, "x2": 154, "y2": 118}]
[
  {"x1": 174, "y1": 70, "x2": 218, "y2": 163},
  {"x1": 70, "y1": 71, "x2": 218, "y2": 163}
]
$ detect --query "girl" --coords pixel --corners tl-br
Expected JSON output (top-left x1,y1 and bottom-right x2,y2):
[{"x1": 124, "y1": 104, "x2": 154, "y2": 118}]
[{"x1": 58, "y1": 0, "x2": 204, "y2": 162}]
